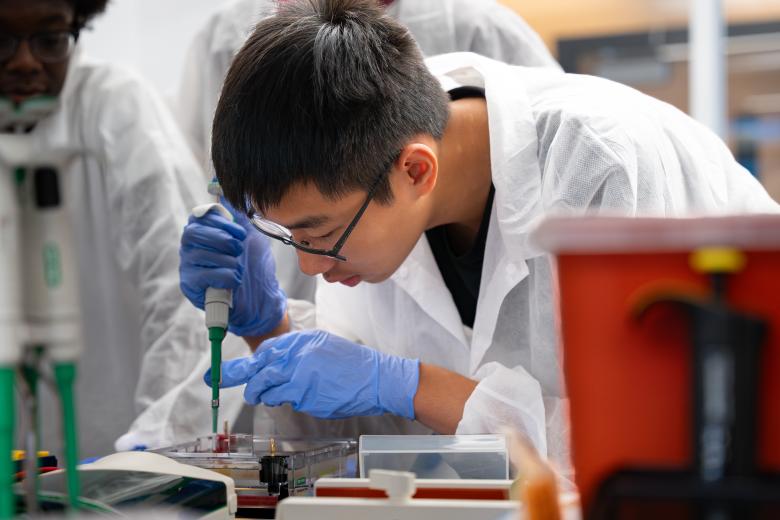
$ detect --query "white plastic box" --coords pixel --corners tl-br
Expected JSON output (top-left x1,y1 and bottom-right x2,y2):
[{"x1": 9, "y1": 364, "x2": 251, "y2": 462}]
[{"x1": 359, "y1": 435, "x2": 509, "y2": 479}]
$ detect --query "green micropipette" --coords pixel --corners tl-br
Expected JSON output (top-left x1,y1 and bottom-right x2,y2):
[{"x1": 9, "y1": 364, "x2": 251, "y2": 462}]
[
  {"x1": 197, "y1": 194, "x2": 233, "y2": 435},
  {"x1": 0, "y1": 367, "x2": 15, "y2": 519},
  {"x1": 209, "y1": 326, "x2": 226, "y2": 433},
  {"x1": 53, "y1": 362, "x2": 81, "y2": 510}
]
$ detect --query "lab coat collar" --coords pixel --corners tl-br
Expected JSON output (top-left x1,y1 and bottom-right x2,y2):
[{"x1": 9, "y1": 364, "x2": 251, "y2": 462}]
[
  {"x1": 427, "y1": 52, "x2": 547, "y2": 261},
  {"x1": 459, "y1": 53, "x2": 547, "y2": 370},
  {"x1": 390, "y1": 236, "x2": 470, "y2": 350},
  {"x1": 393, "y1": 54, "x2": 545, "y2": 371}
]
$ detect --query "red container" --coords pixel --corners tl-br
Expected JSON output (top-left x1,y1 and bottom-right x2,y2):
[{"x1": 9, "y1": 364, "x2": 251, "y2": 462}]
[{"x1": 535, "y1": 215, "x2": 780, "y2": 514}]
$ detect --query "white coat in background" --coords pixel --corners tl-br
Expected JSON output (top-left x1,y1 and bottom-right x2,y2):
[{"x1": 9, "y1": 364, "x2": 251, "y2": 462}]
[
  {"x1": 175, "y1": 0, "x2": 561, "y2": 303},
  {"x1": 275, "y1": 53, "x2": 780, "y2": 478},
  {"x1": 22, "y1": 48, "x2": 248, "y2": 457}
]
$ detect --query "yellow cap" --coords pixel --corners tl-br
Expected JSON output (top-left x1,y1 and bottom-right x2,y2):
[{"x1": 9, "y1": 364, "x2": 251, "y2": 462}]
[
  {"x1": 690, "y1": 247, "x2": 746, "y2": 274},
  {"x1": 11, "y1": 450, "x2": 51, "y2": 461}
]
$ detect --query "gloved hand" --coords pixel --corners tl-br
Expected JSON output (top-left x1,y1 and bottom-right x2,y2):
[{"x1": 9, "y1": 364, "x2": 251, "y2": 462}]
[
  {"x1": 179, "y1": 203, "x2": 287, "y2": 337},
  {"x1": 204, "y1": 330, "x2": 420, "y2": 419}
]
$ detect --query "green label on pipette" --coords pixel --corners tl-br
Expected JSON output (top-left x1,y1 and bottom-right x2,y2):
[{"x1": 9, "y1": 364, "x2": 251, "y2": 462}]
[{"x1": 42, "y1": 242, "x2": 62, "y2": 288}]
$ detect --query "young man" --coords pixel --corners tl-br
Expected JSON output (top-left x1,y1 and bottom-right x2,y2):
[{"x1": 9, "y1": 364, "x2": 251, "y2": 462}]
[
  {"x1": 0, "y1": 0, "x2": 247, "y2": 455},
  {"x1": 178, "y1": 0, "x2": 779, "y2": 473},
  {"x1": 176, "y1": 0, "x2": 560, "y2": 303}
]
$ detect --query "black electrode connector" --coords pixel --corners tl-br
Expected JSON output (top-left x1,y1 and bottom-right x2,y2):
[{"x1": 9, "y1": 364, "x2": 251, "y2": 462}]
[{"x1": 259, "y1": 455, "x2": 289, "y2": 499}]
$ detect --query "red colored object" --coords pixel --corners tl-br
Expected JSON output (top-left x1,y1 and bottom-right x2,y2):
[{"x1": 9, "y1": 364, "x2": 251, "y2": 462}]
[
  {"x1": 213, "y1": 434, "x2": 230, "y2": 453},
  {"x1": 316, "y1": 486, "x2": 509, "y2": 500},
  {"x1": 14, "y1": 466, "x2": 61, "y2": 482},
  {"x1": 535, "y1": 215, "x2": 780, "y2": 514},
  {"x1": 237, "y1": 494, "x2": 279, "y2": 508}
]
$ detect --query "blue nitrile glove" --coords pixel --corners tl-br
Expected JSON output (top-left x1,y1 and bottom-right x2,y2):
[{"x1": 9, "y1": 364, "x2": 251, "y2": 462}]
[
  {"x1": 179, "y1": 204, "x2": 287, "y2": 337},
  {"x1": 204, "y1": 330, "x2": 420, "y2": 420}
]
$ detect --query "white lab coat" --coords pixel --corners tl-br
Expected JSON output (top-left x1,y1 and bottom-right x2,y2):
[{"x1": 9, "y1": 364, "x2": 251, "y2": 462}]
[
  {"x1": 22, "y1": 49, "x2": 248, "y2": 457},
  {"x1": 275, "y1": 53, "x2": 779, "y2": 477},
  {"x1": 175, "y1": 0, "x2": 560, "y2": 303}
]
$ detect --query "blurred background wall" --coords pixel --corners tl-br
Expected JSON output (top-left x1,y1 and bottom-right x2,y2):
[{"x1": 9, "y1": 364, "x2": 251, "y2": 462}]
[{"x1": 501, "y1": 0, "x2": 780, "y2": 200}]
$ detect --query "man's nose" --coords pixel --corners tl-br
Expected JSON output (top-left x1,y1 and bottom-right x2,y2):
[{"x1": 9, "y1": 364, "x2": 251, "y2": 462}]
[
  {"x1": 297, "y1": 249, "x2": 337, "y2": 277},
  {"x1": 5, "y1": 40, "x2": 44, "y2": 75}
]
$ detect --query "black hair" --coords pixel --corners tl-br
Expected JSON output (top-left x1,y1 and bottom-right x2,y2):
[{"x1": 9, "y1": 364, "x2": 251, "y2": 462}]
[
  {"x1": 71, "y1": 0, "x2": 109, "y2": 30},
  {"x1": 212, "y1": 0, "x2": 450, "y2": 215}
]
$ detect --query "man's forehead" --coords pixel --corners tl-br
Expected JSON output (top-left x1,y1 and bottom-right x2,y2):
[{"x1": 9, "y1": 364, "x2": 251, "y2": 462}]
[{"x1": 257, "y1": 182, "x2": 364, "y2": 229}]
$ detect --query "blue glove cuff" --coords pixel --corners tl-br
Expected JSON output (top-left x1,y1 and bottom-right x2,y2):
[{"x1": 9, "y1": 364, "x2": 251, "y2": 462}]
[{"x1": 377, "y1": 355, "x2": 420, "y2": 420}]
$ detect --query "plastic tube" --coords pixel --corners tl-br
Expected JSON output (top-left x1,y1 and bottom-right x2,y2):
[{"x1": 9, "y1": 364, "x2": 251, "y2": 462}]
[
  {"x1": 209, "y1": 327, "x2": 226, "y2": 433},
  {"x1": 53, "y1": 362, "x2": 80, "y2": 510},
  {"x1": 0, "y1": 367, "x2": 15, "y2": 519},
  {"x1": 20, "y1": 353, "x2": 42, "y2": 513}
]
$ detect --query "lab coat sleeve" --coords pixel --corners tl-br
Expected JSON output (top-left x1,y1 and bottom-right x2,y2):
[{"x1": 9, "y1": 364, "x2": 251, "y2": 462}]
[
  {"x1": 457, "y1": 362, "x2": 571, "y2": 477},
  {"x1": 536, "y1": 114, "x2": 644, "y2": 217},
  {"x1": 287, "y1": 297, "x2": 317, "y2": 331},
  {"x1": 452, "y1": 0, "x2": 561, "y2": 70},
  {"x1": 80, "y1": 66, "x2": 246, "y2": 450}
]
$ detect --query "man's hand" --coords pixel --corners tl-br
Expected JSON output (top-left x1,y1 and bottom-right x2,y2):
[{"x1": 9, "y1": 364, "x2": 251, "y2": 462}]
[
  {"x1": 179, "y1": 205, "x2": 287, "y2": 337},
  {"x1": 204, "y1": 330, "x2": 420, "y2": 419}
]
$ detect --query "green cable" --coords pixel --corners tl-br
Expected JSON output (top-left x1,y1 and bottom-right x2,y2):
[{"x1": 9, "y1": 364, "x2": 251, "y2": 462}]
[
  {"x1": 209, "y1": 327, "x2": 226, "y2": 434},
  {"x1": 53, "y1": 362, "x2": 80, "y2": 511},
  {"x1": 0, "y1": 367, "x2": 15, "y2": 519}
]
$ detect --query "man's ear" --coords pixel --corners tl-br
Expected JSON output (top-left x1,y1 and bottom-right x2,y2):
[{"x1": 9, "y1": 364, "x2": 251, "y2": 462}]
[{"x1": 394, "y1": 141, "x2": 438, "y2": 199}]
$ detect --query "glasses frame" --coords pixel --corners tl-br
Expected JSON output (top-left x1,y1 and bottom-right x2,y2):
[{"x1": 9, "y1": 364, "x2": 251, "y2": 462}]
[
  {"x1": 250, "y1": 172, "x2": 386, "y2": 262},
  {"x1": 0, "y1": 30, "x2": 80, "y2": 64}
]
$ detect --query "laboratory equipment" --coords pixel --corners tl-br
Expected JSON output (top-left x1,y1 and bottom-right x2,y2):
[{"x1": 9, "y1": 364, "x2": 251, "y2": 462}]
[
  {"x1": 0, "y1": 113, "x2": 23, "y2": 520},
  {"x1": 201, "y1": 181, "x2": 233, "y2": 435},
  {"x1": 156, "y1": 434, "x2": 357, "y2": 516},
  {"x1": 0, "y1": 96, "x2": 84, "y2": 516},
  {"x1": 302, "y1": 431, "x2": 580, "y2": 520},
  {"x1": 535, "y1": 214, "x2": 780, "y2": 519},
  {"x1": 15, "y1": 451, "x2": 237, "y2": 518},
  {"x1": 315, "y1": 476, "x2": 513, "y2": 500},
  {"x1": 359, "y1": 434, "x2": 509, "y2": 479},
  {"x1": 277, "y1": 469, "x2": 521, "y2": 520}
]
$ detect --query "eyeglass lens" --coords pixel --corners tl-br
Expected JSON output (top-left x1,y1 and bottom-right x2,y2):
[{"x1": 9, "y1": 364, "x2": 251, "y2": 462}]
[{"x1": 0, "y1": 32, "x2": 75, "y2": 63}]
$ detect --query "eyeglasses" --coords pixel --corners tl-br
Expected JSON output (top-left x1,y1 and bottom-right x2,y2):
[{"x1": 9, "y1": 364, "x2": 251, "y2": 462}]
[
  {"x1": 0, "y1": 31, "x2": 79, "y2": 64},
  {"x1": 250, "y1": 172, "x2": 386, "y2": 262}
]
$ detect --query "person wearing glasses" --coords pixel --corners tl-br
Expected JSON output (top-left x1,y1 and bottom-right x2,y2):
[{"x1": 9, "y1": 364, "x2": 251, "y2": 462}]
[
  {"x1": 176, "y1": 0, "x2": 560, "y2": 305},
  {"x1": 0, "y1": 0, "x2": 249, "y2": 456},
  {"x1": 178, "y1": 0, "x2": 779, "y2": 476}
]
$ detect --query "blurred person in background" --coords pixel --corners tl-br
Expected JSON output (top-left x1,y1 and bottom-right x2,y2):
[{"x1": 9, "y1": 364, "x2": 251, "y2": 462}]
[{"x1": 0, "y1": 0, "x2": 247, "y2": 456}]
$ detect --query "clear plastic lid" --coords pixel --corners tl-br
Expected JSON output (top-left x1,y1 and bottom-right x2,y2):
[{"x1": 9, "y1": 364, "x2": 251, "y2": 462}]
[
  {"x1": 359, "y1": 435, "x2": 507, "y2": 453},
  {"x1": 533, "y1": 214, "x2": 780, "y2": 254},
  {"x1": 359, "y1": 435, "x2": 508, "y2": 479}
]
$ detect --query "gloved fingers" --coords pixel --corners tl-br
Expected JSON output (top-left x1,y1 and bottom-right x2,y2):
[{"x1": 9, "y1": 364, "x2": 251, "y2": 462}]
[
  {"x1": 242, "y1": 361, "x2": 294, "y2": 404},
  {"x1": 180, "y1": 266, "x2": 242, "y2": 291},
  {"x1": 254, "y1": 384, "x2": 297, "y2": 409},
  {"x1": 203, "y1": 356, "x2": 260, "y2": 388},
  {"x1": 181, "y1": 248, "x2": 243, "y2": 271},
  {"x1": 183, "y1": 223, "x2": 245, "y2": 257},
  {"x1": 178, "y1": 280, "x2": 205, "y2": 308},
  {"x1": 189, "y1": 211, "x2": 248, "y2": 240}
]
